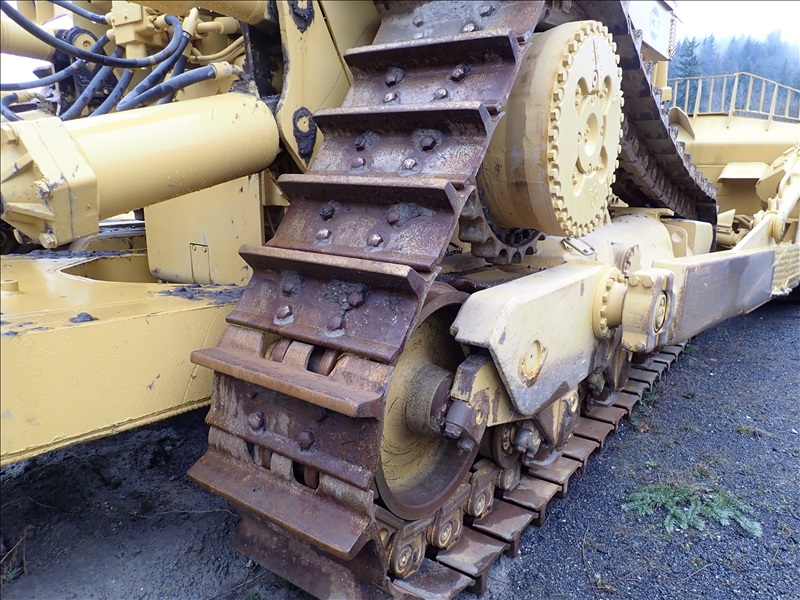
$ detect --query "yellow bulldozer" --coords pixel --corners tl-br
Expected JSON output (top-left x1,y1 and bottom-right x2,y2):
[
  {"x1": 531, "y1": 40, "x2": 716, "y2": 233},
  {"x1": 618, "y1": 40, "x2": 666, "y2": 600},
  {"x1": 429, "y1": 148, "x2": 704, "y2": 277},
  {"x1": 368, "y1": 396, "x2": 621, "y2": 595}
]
[{"x1": 1, "y1": 1, "x2": 798, "y2": 597}]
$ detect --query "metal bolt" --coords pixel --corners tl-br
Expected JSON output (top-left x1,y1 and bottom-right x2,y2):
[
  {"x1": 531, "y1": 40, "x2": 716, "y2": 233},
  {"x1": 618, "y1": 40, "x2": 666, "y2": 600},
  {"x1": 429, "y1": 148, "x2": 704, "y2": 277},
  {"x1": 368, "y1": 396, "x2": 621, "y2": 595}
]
[
  {"x1": 438, "y1": 522, "x2": 453, "y2": 546},
  {"x1": 635, "y1": 342, "x2": 646, "y2": 352},
  {"x1": 474, "y1": 492, "x2": 487, "y2": 516},
  {"x1": 276, "y1": 305, "x2": 293, "y2": 319},
  {"x1": 385, "y1": 67, "x2": 405, "y2": 87},
  {"x1": 298, "y1": 430, "x2": 315, "y2": 451},
  {"x1": 443, "y1": 423, "x2": 462, "y2": 440},
  {"x1": 621, "y1": 340, "x2": 632, "y2": 350},
  {"x1": 351, "y1": 157, "x2": 366, "y2": 169},
  {"x1": 386, "y1": 209, "x2": 401, "y2": 225},
  {"x1": 354, "y1": 135, "x2": 367, "y2": 151},
  {"x1": 327, "y1": 314, "x2": 344, "y2": 331},
  {"x1": 247, "y1": 411, "x2": 265, "y2": 431},
  {"x1": 402, "y1": 158, "x2": 418, "y2": 170},
  {"x1": 457, "y1": 437, "x2": 475, "y2": 454},
  {"x1": 642, "y1": 276, "x2": 654, "y2": 288},
  {"x1": 347, "y1": 291, "x2": 365, "y2": 308},
  {"x1": 316, "y1": 228, "x2": 331, "y2": 241},
  {"x1": 420, "y1": 135, "x2": 437, "y2": 151},
  {"x1": 367, "y1": 233, "x2": 383, "y2": 247},
  {"x1": 383, "y1": 91, "x2": 398, "y2": 103},
  {"x1": 462, "y1": 22, "x2": 477, "y2": 33},
  {"x1": 433, "y1": 87, "x2": 448, "y2": 100},
  {"x1": 478, "y1": 3, "x2": 494, "y2": 16},
  {"x1": 319, "y1": 204, "x2": 335, "y2": 220},
  {"x1": 628, "y1": 274, "x2": 639, "y2": 286},
  {"x1": 412, "y1": 14, "x2": 424, "y2": 27},
  {"x1": 282, "y1": 280, "x2": 295, "y2": 294},
  {"x1": 450, "y1": 64, "x2": 469, "y2": 82}
]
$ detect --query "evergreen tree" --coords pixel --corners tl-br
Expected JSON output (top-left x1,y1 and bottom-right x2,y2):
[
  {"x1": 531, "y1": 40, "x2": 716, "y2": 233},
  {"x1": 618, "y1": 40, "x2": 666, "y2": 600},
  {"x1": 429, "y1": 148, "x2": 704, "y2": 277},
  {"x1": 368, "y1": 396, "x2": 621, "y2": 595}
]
[{"x1": 699, "y1": 34, "x2": 719, "y2": 76}]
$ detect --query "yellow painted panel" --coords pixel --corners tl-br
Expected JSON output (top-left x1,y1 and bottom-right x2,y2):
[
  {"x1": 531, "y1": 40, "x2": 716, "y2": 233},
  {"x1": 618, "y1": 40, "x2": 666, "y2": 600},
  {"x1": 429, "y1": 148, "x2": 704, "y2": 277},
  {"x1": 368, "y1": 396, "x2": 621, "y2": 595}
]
[{"x1": 0, "y1": 253, "x2": 240, "y2": 465}]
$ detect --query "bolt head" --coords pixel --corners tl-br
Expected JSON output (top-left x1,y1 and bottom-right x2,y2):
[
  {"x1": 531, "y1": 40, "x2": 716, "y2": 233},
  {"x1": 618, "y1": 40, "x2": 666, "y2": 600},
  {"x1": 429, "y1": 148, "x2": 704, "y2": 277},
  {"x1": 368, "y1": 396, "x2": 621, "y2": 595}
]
[
  {"x1": 457, "y1": 437, "x2": 475, "y2": 454},
  {"x1": 385, "y1": 68, "x2": 405, "y2": 87},
  {"x1": 276, "y1": 305, "x2": 293, "y2": 319},
  {"x1": 298, "y1": 430, "x2": 315, "y2": 451},
  {"x1": 367, "y1": 233, "x2": 383, "y2": 247},
  {"x1": 450, "y1": 64, "x2": 469, "y2": 82},
  {"x1": 383, "y1": 91, "x2": 398, "y2": 103},
  {"x1": 386, "y1": 208, "x2": 401, "y2": 225},
  {"x1": 327, "y1": 314, "x2": 344, "y2": 331},
  {"x1": 319, "y1": 204, "x2": 335, "y2": 220},
  {"x1": 462, "y1": 22, "x2": 477, "y2": 33},
  {"x1": 478, "y1": 3, "x2": 494, "y2": 16},
  {"x1": 316, "y1": 228, "x2": 331, "y2": 241},
  {"x1": 420, "y1": 135, "x2": 437, "y2": 151},
  {"x1": 433, "y1": 87, "x2": 448, "y2": 100},
  {"x1": 282, "y1": 280, "x2": 295, "y2": 294},
  {"x1": 443, "y1": 423, "x2": 462, "y2": 440},
  {"x1": 402, "y1": 158, "x2": 417, "y2": 170},
  {"x1": 351, "y1": 157, "x2": 366, "y2": 169},
  {"x1": 635, "y1": 342, "x2": 646, "y2": 352},
  {"x1": 642, "y1": 276, "x2": 654, "y2": 288},
  {"x1": 412, "y1": 14, "x2": 424, "y2": 26},
  {"x1": 247, "y1": 411, "x2": 265, "y2": 431},
  {"x1": 354, "y1": 135, "x2": 367, "y2": 151},
  {"x1": 347, "y1": 291, "x2": 365, "y2": 308},
  {"x1": 628, "y1": 275, "x2": 640, "y2": 286}
]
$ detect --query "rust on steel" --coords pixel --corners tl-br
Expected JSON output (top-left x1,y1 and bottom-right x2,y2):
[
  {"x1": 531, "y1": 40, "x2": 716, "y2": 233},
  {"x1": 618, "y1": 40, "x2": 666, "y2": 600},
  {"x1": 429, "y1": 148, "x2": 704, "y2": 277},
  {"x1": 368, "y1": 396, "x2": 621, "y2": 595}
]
[{"x1": 189, "y1": 1, "x2": 715, "y2": 597}]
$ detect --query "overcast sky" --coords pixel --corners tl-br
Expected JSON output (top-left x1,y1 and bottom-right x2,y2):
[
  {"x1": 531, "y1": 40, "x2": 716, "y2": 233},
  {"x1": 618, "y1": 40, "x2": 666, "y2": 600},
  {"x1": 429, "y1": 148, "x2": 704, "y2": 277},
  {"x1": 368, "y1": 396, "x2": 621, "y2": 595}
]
[
  {"x1": 675, "y1": 1, "x2": 800, "y2": 41},
  {"x1": 2, "y1": 1, "x2": 799, "y2": 86}
]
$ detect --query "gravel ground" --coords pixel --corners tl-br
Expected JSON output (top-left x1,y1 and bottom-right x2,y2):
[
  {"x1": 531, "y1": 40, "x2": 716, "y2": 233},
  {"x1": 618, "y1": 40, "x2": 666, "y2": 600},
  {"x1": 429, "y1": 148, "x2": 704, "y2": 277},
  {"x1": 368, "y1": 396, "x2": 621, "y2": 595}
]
[{"x1": 1, "y1": 299, "x2": 798, "y2": 600}]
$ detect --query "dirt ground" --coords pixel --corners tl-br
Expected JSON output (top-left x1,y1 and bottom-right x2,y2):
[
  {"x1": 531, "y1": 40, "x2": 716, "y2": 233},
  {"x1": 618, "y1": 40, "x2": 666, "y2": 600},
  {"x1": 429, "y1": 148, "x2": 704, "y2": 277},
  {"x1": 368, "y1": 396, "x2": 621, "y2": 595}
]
[{"x1": 1, "y1": 299, "x2": 798, "y2": 600}]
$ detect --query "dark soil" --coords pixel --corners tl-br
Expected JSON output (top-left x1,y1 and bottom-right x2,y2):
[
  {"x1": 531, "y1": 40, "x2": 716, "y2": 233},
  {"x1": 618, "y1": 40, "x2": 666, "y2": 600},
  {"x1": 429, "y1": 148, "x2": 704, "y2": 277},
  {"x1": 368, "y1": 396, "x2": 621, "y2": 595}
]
[{"x1": 1, "y1": 300, "x2": 798, "y2": 600}]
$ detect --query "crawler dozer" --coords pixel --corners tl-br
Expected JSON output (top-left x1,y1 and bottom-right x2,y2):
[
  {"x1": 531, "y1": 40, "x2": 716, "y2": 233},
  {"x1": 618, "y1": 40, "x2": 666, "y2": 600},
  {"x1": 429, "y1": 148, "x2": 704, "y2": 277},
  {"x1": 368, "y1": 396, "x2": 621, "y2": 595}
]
[{"x1": 1, "y1": 1, "x2": 798, "y2": 597}]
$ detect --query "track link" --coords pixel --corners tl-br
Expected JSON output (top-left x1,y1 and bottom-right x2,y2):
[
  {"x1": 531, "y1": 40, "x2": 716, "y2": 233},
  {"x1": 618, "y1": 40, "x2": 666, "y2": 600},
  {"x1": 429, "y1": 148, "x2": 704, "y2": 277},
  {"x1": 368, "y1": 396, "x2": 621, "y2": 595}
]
[{"x1": 189, "y1": 2, "x2": 715, "y2": 597}]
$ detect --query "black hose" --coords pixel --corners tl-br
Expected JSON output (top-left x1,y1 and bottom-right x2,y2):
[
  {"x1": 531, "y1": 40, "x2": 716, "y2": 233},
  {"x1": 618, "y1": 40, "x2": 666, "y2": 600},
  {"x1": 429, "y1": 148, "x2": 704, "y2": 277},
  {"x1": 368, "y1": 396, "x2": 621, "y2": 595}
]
[
  {"x1": 0, "y1": 34, "x2": 109, "y2": 92},
  {"x1": 60, "y1": 46, "x2": 125, "y2": 120},
  {"x1": 117, "y1": 65, "x2": 218, "y2": 110},
  {"x1": 50, "y1": 0, "x2": 108, "y2": 25},
  {"x1": 1, "y1": 93, "x2": 24, "y2": 121},
  {"x1": 0, "y1": 1, "x2": 184, "y2": 68},
  {"x1": 156, "y1": 54, "x2": 188, "y2": 105},
  {"x1": 117, "y1": 31, "x2": 191, "y2": 111},
  {"x1": 92, "y1": 68, "x2": 134, "y2": 115}
]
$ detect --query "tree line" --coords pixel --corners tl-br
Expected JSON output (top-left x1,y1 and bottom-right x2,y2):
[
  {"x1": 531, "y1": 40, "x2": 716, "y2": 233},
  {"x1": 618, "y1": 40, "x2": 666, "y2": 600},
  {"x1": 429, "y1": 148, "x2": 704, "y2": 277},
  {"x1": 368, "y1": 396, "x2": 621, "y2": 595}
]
[{"x1": 669, "y1": 32, "x2": 799, "y2": 117}]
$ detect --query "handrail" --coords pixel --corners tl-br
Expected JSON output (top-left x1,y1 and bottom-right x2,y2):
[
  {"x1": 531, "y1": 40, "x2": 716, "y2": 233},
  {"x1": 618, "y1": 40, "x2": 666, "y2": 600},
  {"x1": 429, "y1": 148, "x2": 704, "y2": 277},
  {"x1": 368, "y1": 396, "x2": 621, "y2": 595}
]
[{"x1": 667, "y1": 72, "x2": 800, "y2": 125}]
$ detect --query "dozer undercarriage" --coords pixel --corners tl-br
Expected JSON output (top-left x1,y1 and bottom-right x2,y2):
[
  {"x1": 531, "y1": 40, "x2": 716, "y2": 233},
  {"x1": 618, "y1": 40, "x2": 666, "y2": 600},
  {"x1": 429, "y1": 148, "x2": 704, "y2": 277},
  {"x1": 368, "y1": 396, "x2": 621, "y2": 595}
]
[{"x1": 1, "y1": 1, "x2": 798, "y2": 598}]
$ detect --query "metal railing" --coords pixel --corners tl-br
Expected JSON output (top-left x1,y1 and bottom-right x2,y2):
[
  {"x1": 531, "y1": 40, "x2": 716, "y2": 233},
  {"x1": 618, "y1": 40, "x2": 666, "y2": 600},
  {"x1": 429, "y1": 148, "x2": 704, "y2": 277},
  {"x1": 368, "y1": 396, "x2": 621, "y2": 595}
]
[{"x1": 667, "y1": 73, "x2": 800, "y2": 127}]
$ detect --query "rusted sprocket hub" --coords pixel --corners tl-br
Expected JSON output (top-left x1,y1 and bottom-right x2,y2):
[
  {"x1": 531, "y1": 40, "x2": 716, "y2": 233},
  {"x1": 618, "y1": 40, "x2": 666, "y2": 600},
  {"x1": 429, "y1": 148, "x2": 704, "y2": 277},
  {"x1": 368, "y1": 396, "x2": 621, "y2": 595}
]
[{"x1": 480, "y1": 20, "x2": 624, "y2": 238}]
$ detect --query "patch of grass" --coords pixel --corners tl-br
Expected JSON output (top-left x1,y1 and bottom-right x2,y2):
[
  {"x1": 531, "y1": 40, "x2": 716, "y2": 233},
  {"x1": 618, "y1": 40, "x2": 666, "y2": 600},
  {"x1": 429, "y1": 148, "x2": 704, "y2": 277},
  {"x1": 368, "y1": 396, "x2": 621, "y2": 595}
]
[
  {"x1": 644, "y1": 460, "x2": 659, "y2": 470},
  {"x1": 683, "y1": 343, "x2": 698, "y2": 355},
  {"x1": 623, "y1": 484, "x2": 762, "y2": 538},
  {"x1": 735, "y1": 423, "x2": 755, "y2": 437},
  {"x1": 244, "y1": 592, "x2": 261, "y2": 600},
  {"x1": 1, "y1": 567, "x2": 21, "y2": 585}
]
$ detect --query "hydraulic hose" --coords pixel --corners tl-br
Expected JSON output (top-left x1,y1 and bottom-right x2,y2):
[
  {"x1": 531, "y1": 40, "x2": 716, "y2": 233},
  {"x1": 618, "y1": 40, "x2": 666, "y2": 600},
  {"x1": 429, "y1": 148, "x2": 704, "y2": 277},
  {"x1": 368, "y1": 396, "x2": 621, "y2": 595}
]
[
  {"x1": 0, "y1": 1, "x2": 184, "y2": 68},
  {"x1": 156, "y1": 54, "x2": 188, "y2": 105},
  {"x1": 117, "y1": 63, "x2": 237, "y2": 110},
  {"x1": 92, "y1": 68, "x2": 134, "y2": 115},
  {"x1": 49, "y1": 0, "x2": 108, "y2": 25},
  {"x1": 0, "y1": 34, "x2": 109, "y2": 91},
  {"x1": 117, "y1": 29, "x2": 192, "y2": 111},
  {"x1": 1, "y1": 93, "x2": 23, "y2": 121},
  {"x1": 60, "y1": 46, "x2": 125, "y2": 120}
]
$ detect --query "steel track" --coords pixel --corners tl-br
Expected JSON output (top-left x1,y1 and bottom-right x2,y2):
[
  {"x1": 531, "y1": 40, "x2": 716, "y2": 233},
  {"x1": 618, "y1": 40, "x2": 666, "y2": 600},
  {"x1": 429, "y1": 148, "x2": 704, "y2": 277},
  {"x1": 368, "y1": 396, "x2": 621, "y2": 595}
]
[{"x1": 189, "y1": 2, "x2": 715, "y2": 597}]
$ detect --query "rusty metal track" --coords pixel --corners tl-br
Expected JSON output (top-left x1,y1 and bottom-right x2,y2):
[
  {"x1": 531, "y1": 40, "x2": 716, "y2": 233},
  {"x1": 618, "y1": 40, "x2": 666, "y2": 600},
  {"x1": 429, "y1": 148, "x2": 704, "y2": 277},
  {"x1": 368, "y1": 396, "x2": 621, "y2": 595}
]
[{"x1": 189, "y1": 1, "x2": 714, "y2": 597}]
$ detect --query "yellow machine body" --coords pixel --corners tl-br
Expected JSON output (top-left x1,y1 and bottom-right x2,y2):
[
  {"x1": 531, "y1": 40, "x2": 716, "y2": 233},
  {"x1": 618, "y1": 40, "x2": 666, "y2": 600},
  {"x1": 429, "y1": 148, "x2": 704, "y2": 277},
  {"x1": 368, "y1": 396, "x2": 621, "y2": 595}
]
[{"x1": 1, "y1": 0, "x2": 798, "y2": 597}]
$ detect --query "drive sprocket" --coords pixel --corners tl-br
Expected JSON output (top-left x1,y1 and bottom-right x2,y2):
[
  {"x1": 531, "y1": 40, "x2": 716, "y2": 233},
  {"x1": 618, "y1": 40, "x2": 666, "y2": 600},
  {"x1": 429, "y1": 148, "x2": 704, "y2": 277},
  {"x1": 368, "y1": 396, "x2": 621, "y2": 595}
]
[{"x1": 480, "y1": 20, "x2": 623, "y2": 238}]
